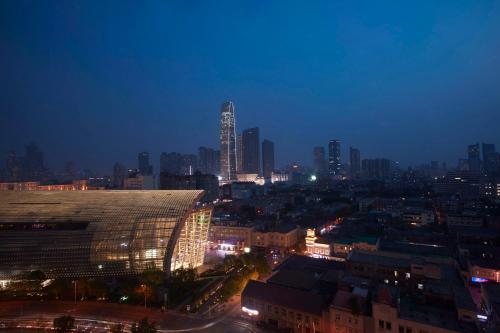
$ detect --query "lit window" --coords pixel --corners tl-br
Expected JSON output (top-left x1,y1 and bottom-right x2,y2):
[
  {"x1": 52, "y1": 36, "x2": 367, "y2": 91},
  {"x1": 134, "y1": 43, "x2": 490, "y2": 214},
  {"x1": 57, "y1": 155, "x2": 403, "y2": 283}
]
[{"x1": 405, "y1": 272, "x2": 411, "y2": 279}]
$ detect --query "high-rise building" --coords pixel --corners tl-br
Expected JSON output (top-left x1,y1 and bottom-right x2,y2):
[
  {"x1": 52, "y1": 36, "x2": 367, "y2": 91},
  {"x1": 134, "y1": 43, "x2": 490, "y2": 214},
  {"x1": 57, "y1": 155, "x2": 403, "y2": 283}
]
[
  {"x1": 349, "y1": 147, "x2": 361, "y2": 179},
  {"x1": 220, "y1": 101, "x2": 237, "y2": 181},
  {"x1": 160, "y1": 172, "x2": 219, "y2": 202},
  {"x1": 313, "y1": 147, "x2": 326, "y2": 176},
  {"x1": 242, "y1": 127, "x2": 260, "y2": 174},
  {"x1": 5, "y1": 151, "x2": 20, "y2": 182},
  {"x1": 198, "y1": 147, "x2": 219, "y2": 175},
  {"x1": 482, "y1": 143, "x2": 498, "y2": 175},
  {"x1": 180, "y1": 154, "x2": 198, "y2": 175},
  {"x1": 237, "y1": 133, "x2": 243, "y2": 173},
  {"x1": 21, "y1": 142, "x2": 45, "y2": 181},
  {"x1": 160, "y1": 152, "x2": 182, "y2": 175},
  {"x1": 214, "y1": 150, "x2": 221, "y2": 176},
  {"x1": 138, "y1": 152, "x2": 153, "y2": 175},
  {"x1": 362, "y1": 158, "x2": 391, "y2": 179},
  {"x1": 468, "y1": 143, "x2": 481, "y2": 172},
  {"x1": 262, "y1": 139, "x2": 275, "y2": 179},
  {"x1": 328, "y1": 140, "x2": 341, "y2": 176},
  {"x1": 112, "y1": 162, "x2": 126, "y2": 189}
]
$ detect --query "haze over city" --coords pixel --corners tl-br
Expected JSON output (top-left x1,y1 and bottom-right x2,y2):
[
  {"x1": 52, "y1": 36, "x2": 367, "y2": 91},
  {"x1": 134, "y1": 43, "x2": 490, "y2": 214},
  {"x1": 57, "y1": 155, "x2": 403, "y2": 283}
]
[{"x1": 2, "y1": 1, "x2": 500, "y2": 173}]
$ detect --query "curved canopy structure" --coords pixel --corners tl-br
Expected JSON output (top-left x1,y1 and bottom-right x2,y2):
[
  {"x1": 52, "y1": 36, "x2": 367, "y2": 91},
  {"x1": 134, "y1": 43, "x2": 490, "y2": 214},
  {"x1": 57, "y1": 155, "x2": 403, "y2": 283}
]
[{"x1": 0, "y1": 190, "x2": 212, "y2": 278}]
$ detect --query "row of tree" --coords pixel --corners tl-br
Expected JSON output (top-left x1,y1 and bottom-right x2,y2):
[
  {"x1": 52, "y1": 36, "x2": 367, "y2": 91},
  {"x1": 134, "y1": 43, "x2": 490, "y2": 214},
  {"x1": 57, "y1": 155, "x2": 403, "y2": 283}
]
[{"x1": 53, "y1": 315, "x2": 157, "y2": 333}]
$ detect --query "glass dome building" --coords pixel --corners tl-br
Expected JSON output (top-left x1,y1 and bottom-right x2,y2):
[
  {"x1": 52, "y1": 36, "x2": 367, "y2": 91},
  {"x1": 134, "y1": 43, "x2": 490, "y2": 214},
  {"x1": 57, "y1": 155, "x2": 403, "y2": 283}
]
[{"x1": 0, "y1": 190, "x2": 212, "y2": 278}]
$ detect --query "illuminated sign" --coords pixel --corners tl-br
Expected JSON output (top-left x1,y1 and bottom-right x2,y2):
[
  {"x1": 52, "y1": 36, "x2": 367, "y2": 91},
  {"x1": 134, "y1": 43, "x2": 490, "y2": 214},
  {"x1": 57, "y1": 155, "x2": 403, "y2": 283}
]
[
  {"x1": 477, "y1": 314, "x2": 487, "y2": 321},
  {"x1": 471, "y1": 277, "x2": 488, "y2": 283}
]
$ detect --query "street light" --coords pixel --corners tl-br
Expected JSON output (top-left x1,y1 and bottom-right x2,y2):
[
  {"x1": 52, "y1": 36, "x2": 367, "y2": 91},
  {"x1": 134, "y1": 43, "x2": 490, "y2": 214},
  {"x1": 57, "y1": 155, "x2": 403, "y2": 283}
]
[
  {"x1": 141, "y1": 284, "x2": 147, "y2": 309},
  {"x1": 71, "y1": 280, "x2": 77, "y2": 304}
]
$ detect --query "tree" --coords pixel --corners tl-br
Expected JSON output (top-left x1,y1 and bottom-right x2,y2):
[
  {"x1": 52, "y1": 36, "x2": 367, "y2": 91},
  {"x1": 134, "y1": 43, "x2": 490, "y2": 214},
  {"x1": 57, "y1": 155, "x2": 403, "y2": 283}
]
[
  {"x1": 131, "y1": 318, "x2": 157, "y2": 333},
  {"x1": 53, "y1": 315, "x2": 75, "y2": 333},
  {"x1": 110, "y1": 323, "x2": 124, "y2": 333}
]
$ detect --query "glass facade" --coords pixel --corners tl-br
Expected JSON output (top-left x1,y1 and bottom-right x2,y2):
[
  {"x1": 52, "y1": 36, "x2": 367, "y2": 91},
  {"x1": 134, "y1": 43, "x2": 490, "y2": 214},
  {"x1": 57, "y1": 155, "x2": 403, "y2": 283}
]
[{"x1": 0, "y1": 190, "x2": 212, "y2": 278}]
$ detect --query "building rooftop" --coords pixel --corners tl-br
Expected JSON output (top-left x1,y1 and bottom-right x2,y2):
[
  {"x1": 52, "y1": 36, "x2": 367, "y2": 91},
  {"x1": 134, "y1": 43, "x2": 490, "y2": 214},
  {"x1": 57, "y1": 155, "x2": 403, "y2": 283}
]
[
  {"x1": 276, "y1": 254, "x2": 345, "y2": 274},
  {"x1": 267, "y1": 268, "x2": 318, "y2": 291},
  {"x1": 347, "y1": 250, "x2": 411, "y2": 269},
  {"x1": 242, "y1": 279, "x2": 326, "y2": 315}
]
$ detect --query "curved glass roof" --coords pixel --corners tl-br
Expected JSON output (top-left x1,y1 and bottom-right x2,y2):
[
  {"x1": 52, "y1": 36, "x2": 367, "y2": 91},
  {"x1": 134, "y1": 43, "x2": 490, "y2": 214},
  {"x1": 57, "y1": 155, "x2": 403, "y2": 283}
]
[{"x1": 0, "y1": 190, "x2": 205, "y2": 278}]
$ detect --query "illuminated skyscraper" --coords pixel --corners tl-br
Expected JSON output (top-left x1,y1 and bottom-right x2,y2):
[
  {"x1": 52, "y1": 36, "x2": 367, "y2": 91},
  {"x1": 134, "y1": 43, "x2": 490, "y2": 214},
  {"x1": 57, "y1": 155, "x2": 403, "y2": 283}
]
[
  {"x1": 220, "y1": 101, "x2": 237, "y2": 181},
  {"x1": 328, "y1": 139, "x2": 341, "y2": 176}
]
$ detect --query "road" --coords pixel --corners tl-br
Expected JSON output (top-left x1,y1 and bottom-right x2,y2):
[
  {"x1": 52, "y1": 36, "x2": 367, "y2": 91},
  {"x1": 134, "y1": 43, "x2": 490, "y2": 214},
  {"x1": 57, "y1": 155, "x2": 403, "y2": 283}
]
[{"x1": 0, "y1": 301, "x2": 275, "y2": 333}]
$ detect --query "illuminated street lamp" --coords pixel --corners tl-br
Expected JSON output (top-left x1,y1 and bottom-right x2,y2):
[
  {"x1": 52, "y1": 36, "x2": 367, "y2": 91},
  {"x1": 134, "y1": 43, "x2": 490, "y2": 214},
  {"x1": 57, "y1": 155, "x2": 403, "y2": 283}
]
[
  {"x1": 310, "y1": 175, "x2": 317, "y2": 182},
  {"x1": 71, "y1": 280, "x2": 77, "y2": 304},
  {"x1": 141, "y1": 284, "x2": 147, "y2": 308}
]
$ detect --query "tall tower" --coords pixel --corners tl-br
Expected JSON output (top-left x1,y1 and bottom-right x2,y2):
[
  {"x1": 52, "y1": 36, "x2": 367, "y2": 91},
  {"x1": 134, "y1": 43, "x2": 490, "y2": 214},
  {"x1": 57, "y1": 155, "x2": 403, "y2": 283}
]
[
  {"x1": 262, "y1": 139, "x2": 275, "y2": 179},
  {"x1": 242, "y1": 127, "x2": 260, "y2": 174},
  {"x1": 328, "y1": 140, "x2": 341, "y2": 176},
  {"x1": 220, "y1": 101, "x2": 237, "y2": 181}
]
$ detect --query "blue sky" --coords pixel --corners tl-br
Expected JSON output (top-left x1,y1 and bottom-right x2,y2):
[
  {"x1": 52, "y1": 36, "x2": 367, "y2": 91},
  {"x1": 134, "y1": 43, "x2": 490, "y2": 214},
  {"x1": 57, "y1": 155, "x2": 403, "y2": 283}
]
[{"x1": 1, "y1": 1, "x2": 500, "y2": 173}]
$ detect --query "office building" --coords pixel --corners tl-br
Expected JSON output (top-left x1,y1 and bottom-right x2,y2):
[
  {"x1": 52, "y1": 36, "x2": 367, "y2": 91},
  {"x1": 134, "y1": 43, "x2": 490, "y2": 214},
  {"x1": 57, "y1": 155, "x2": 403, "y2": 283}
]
[
  {"x1": 180, "y1": 154, "x2": 197, "y2": 176},
  {"x1": 159, "y1": 172, "x2": 219, "y2": 202},
  {"x1": 482, "y1": 143, "x2": 498, "y2": 175},
  {"x1": 242, "y1": 127, "x2": 260, "y2": 174},
  {"x1": 21, "y1": 142, "x2": 45, "y2": 181},
  {"x1": 237, "y1": 133, "x2": 243, "y2": 173},
  {"x1": 350, "y1": 147, "x2": 361, "y2": 179},
  {"x1": 362, "y1": 158, "x2": 391, "y2": 179},
  {"x1": 138, "y1": 151, "x2": 153, "y2": 175},
  {"x1": 468, "y1": 143, "x2": 481, "y2": 172},
  {"x1": 262, "y1": 139, "x2": 275, "y2": 179},
  {"x1": 112, "y1": 162, "x2": 126, "y2": 189},
  {"x1": 328, "y1": 140, "x2": 341, "y2": 176},
  {"x1": 160, "y1": 152, "x2": 182, "y2": 175},
  {"x1": 220, "y1": 101, "x2": 237, "y2": 181},
  {"x1": 313, "y1": 146, "x2": 326, "y2": 176},
  {"x1": 0, "y1": 191, "x2": 212, "y2": 278},
  {"x1": 198, "y1": 147, "x2": 220, "y2": 175}
]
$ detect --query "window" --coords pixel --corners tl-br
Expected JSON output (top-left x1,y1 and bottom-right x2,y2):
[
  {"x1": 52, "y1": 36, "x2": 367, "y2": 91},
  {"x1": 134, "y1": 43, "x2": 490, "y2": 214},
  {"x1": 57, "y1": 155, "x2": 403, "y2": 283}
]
[
  {"x1": 386, "y1": 322, "x2": 392, "y2": 330},
  {"x1": 399, "y1": 326, "x2": 404, "y2": 333},
  {"x1": 406, "y1": 328, "x2": 412, "y2": 333},
  {"x1": 379, "y1": 320, "x2": 384, "y2": 329},
  {"x1": 335, "y1": 314, "x2": 340, "y2": 321}
]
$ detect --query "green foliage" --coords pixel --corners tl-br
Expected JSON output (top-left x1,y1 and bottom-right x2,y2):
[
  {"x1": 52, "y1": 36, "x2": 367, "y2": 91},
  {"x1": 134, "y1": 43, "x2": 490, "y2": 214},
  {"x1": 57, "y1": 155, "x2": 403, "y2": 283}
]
[
  {"x1": 140, "y1": 269, "x2": 165, "y2": 288},
  {"x1": 131, "y1": 318, "x2": 157, "y2": 333},
  {"x1": 44, "y1": 278, "x2": 69, "y2": 299},
  {"x1": 53, "y1": 315, "x2": 75, "y2": 333}
]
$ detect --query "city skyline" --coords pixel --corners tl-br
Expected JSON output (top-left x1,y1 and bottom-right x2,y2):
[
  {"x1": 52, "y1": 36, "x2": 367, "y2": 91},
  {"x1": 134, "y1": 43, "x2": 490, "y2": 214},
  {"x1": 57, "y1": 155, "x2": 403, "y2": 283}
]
[{"x1": 2, "y1": 1, "x2": 500, "y2": 173}]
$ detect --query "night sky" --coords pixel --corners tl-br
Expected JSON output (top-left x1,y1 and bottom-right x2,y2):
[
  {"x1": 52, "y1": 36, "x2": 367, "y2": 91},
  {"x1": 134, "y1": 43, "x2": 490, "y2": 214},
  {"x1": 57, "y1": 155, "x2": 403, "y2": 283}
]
[{"x1": 1, "y1": 1, "x2": 500, "y2": 174}]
